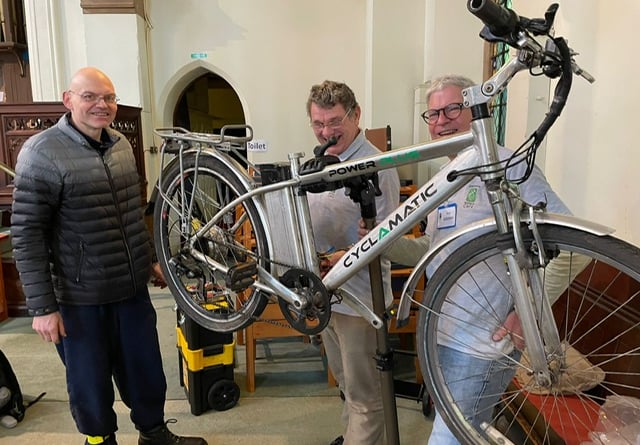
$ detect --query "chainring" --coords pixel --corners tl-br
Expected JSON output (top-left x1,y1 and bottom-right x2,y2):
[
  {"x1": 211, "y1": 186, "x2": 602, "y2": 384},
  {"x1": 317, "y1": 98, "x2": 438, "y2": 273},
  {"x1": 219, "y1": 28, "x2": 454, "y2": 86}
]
[{"x1": 278, "y1": 268, "x2": 331, "y2": 335}]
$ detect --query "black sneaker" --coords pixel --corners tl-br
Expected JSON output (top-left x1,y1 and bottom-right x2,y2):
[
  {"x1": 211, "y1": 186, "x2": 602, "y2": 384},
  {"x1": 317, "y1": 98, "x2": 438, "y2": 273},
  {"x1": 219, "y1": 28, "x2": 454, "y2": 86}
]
[
  {"x1": 138, "y1": 420, "x2": 207, "y2": 445},
  {"x1": 84, "y1": 434, "x2": 117, "y2": 445},
  {"x1": 329, "y1": 436, "x2": 344, "y2": 445}
]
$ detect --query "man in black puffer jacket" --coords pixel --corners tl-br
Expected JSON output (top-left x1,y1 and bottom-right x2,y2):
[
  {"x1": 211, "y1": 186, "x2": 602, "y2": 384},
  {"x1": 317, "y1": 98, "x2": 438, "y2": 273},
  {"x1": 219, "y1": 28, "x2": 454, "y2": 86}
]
[{"x1": 11, "y1": 67, "x2": 207, "y2": 445}]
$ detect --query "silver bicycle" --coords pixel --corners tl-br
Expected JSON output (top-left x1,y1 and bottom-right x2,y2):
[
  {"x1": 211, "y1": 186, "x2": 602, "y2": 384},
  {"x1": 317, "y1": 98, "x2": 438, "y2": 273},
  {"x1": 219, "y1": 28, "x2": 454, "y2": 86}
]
[{"x1": 152, "y1": 1, "x2": 640, "y2": 443}]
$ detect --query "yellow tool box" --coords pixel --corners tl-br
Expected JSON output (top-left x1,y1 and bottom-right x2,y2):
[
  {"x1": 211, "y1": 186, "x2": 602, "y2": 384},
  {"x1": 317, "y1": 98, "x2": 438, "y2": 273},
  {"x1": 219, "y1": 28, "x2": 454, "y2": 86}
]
[{"x1": 176, "y1": 309, "x2": 239, "y2": 415}]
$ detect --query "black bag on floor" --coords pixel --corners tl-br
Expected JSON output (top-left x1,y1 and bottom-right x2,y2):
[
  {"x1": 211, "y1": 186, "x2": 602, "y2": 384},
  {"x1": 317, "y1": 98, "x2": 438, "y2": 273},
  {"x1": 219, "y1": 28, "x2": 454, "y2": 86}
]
[{"x1": 0, "y1": 349, "x2": 25, "y2": 422}]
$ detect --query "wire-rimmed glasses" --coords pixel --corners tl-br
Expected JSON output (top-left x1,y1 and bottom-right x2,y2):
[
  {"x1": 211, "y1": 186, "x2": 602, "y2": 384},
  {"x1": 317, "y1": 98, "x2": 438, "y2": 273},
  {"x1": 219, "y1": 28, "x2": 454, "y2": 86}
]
[
  {"x1": 310, "y1": 107, "x2": 353, "y2": 131},
  {"x1": 68, "y1": 90, "x2": 120, "y2": 105}
]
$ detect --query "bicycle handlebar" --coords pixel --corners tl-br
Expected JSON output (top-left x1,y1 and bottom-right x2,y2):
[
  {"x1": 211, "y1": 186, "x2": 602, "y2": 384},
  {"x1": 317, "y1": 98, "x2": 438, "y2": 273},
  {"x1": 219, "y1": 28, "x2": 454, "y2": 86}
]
[{"x1": 467, "y1": 0, "x2": 519, "y2": 38}]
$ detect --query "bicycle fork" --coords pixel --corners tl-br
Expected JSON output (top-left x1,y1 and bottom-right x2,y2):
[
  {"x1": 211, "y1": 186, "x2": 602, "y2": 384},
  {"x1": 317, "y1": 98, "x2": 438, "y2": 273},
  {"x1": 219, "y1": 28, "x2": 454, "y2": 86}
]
[{"x1": 491, "y1": 185, "x2": 564, "y2": 389}]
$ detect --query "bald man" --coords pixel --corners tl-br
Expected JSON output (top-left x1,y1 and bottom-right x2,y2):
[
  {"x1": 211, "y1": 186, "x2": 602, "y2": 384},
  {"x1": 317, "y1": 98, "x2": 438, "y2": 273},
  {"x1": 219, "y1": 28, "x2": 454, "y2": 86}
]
[{"x1": 11, "y1": 67, "x2": 207, "y2": 445}]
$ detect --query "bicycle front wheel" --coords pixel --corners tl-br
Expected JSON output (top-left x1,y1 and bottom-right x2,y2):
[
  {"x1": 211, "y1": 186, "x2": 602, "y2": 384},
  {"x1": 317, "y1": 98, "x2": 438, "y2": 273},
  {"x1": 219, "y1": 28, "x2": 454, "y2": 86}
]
[
  {"x1": 416, "y1": 224, "x2": 640, "y2": 445},
  {"x1": 154, "y1": 153, "x2": 268, "y2": 332}
]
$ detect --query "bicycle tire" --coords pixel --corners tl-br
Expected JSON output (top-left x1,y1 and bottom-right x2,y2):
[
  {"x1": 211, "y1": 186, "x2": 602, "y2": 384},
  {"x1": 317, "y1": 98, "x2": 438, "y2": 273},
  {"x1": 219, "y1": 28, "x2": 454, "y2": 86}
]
[
  {"x1": 154, "y1": 153, "x2": 268, "y2": 332},
  {"x1": 416, "y1": 224, "x2": 640, "y2": 445}
]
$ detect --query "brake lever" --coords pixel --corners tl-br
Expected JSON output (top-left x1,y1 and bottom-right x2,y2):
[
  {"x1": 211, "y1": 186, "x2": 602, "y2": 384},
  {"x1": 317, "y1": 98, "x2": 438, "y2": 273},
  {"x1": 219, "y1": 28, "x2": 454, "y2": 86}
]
[
  {"x1": 542, "y1": 38, "x2": 595, "y2": 84},
  {"x1": 571, "y1": 60, "x2": 596, "y2": 83},
  {"x1": 521, "y1": 3, "x2": 559, "y2": 36}
]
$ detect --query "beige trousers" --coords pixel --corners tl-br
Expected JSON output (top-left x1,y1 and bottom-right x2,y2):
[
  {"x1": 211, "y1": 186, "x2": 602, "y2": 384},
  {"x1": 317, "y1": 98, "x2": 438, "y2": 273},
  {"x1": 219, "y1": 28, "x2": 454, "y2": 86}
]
[{"x1": 322, "y1": 312, "x2": 385, "y2": 445}]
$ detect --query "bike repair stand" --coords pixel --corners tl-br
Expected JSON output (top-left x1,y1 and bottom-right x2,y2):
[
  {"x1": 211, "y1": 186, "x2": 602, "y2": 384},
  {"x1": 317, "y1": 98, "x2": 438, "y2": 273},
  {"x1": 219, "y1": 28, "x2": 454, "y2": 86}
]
[{"x1": 346, "y1": 175, "x2": 401, "y2": 445}]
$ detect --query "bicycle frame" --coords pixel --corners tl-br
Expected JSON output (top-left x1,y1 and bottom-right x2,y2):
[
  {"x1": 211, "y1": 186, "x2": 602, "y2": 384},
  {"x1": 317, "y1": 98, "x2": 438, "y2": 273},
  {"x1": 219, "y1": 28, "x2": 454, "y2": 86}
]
[{"x1": 157, "y1": 129, "x2": 475, "y2": 324}]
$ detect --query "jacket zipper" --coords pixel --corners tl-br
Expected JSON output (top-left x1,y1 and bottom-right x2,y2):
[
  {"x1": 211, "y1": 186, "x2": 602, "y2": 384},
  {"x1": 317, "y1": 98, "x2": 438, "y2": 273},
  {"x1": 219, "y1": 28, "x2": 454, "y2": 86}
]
[
  {"x1": 75, "y1": 241, "x2": 86, "y2": 282},
  {"x1": 102, "y1": 154, "x2": 138, "y2": 294}
]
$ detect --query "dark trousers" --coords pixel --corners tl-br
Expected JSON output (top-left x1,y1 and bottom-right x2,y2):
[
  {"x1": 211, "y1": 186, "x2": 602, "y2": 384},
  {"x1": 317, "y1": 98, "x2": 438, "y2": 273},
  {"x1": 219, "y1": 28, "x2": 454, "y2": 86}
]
[{"x1": 56, "y1": 287, "x2": 167, "y2": 436}]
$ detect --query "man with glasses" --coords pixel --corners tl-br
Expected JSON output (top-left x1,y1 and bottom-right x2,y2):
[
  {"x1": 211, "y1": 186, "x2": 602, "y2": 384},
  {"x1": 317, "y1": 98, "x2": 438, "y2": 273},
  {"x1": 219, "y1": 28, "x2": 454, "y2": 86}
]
[
  {"x1": 11, "y1": 67, "x2": 208, "y2": 445},
  {"x1": 379, "y1": 74, "x2": 571, "y2": 444},
  {"x1": 306, "y1": 80, "x2": 399, "y2": 445}
]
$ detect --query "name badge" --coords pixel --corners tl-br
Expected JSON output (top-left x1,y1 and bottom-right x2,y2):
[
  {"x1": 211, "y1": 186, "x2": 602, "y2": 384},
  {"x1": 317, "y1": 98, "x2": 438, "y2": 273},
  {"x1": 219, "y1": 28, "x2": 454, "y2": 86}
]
[{"x1": 437, "y1": 203, "x2": 457, "y2": 229}]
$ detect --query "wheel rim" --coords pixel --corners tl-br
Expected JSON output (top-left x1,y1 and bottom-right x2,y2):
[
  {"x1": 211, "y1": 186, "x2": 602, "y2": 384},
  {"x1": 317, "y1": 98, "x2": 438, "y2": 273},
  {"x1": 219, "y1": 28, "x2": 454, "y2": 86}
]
[{"x1": 155, "y1": 157, "x2": 268, "y2": 332}]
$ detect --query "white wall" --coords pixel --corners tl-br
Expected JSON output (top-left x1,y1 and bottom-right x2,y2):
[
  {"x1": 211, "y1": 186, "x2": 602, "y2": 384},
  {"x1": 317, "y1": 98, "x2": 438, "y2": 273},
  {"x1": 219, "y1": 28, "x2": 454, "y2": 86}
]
[
  {"x1": 369, "y1": 1, "x2": 425, "y2": 141},
  {"x1": 554, "y1": 0, "x2": 640, "y2": 245},
  {"x1": 149, "y1": 0, "x2": 370, "y2": 166},
  {"x1": 414, "y1": 0, "x2": 484, "y2": 184},
  {"x1": 507, "y1": 0, "x2": 640, "y2": 245}
]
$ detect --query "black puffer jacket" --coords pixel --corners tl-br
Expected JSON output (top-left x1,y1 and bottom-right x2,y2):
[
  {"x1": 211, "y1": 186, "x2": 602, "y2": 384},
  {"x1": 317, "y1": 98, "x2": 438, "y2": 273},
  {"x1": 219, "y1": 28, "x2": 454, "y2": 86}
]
[{"x1": 11, "y1": 113, "x2": 152, "y2": 316}]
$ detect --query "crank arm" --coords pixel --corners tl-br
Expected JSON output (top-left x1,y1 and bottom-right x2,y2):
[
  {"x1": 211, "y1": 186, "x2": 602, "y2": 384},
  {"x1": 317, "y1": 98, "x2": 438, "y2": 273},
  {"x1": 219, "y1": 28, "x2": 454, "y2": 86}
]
[{"x1": 256, "y1": 265, "x2": 310, "y2": 309}]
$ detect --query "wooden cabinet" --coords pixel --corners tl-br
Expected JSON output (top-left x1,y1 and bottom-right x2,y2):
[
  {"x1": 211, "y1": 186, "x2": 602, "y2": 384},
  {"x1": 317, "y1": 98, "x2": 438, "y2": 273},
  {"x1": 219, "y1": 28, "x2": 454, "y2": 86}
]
[{"x1": 0, "y1": 102, "x2": 146, "y2": 316}]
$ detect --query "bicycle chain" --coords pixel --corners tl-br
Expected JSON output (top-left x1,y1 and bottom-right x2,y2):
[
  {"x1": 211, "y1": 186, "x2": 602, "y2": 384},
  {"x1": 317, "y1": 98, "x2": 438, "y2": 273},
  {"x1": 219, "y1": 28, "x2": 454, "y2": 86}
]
[{"x1": 251, "y1": 314, "x2": 297, "y2": 329}]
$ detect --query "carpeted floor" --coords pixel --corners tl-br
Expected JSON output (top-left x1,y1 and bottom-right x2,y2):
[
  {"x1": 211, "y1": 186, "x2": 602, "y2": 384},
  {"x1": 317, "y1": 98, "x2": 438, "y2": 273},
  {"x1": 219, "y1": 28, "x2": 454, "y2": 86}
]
[{"x1": 0, "y1": 288, "x2": 432, "y2": 444}]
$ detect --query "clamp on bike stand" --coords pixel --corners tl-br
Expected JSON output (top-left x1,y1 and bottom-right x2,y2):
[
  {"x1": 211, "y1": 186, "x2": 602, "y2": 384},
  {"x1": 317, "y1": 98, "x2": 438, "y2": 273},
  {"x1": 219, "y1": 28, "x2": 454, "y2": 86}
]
[{"x1": 345, "y1": 174, "x2": 401, "y2": 445}]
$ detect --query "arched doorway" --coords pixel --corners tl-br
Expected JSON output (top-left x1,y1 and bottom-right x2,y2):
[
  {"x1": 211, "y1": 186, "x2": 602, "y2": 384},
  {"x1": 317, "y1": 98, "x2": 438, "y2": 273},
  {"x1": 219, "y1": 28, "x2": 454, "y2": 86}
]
[{"x1": 173, "y1": 72, "x2": 245, "y2": 135}]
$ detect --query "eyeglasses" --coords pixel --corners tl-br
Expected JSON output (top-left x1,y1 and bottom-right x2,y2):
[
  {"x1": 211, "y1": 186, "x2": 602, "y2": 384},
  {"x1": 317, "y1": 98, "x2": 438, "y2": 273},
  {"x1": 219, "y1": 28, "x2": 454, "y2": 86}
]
[
  {"x1": 421, "y1": 102, "x2": 464, "y2": 124},
  {"x1": 310, "y1": 107, "x2": 353, "y2": 131},
  {"x1": 68, "y1": 90, "x2": 120, "y2": 105}
]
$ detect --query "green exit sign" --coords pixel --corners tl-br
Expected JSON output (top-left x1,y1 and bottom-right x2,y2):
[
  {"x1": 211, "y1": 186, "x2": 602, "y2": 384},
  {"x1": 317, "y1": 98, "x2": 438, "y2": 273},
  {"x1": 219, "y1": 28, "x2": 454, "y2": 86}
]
[{"x1": 190, "y1": 53, "x2": 208, "y2": 59}]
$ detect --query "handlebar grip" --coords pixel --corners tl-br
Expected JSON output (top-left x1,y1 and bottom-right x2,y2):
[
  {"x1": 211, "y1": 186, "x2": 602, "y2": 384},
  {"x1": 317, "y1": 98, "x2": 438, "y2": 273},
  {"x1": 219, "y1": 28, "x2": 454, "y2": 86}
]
[
  {"x1": 313, "y1": 137, "x2": 337, "y2": 157},
  {"x1": 467, "y1": 0, "x2": 519, "y2": 37}
]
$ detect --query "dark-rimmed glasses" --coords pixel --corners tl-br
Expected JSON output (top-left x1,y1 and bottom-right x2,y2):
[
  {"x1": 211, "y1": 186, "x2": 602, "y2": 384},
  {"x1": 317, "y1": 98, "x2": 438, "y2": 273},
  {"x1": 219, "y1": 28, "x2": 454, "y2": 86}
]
[
  {"x1": 68, "y1": 90, "x2": 120, "y2": 105},
  {"x1": 421, "y1": 103, "x2": 464, "y2": 124},
  {"x1": 310, "y1": 107, "x2": 353, "y2": 131}
]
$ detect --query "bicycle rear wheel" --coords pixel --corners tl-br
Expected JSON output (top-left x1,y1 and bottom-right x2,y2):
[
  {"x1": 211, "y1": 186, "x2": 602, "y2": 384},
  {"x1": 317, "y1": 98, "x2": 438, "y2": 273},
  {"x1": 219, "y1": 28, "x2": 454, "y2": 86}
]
[
  {"x1": 416, "y1": 225, "x2": 640, "y2": 444},
  {"x1": 154, "y1": 153, "x2": 268, "y2": 332}
]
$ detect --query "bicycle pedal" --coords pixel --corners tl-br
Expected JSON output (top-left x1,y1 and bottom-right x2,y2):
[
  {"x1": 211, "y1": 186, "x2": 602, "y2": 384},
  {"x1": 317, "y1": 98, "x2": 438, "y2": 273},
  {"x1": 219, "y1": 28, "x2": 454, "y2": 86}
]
[{"x1": 225, "y1": 261, "x2": 257, "y2": 292}]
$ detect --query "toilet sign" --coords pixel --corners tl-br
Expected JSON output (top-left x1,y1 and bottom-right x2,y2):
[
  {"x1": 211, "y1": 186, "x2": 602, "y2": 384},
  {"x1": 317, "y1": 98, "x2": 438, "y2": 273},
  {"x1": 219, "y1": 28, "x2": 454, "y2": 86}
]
[{"x1": 247, "y1": 140, "x2": 268, "y2": 152}]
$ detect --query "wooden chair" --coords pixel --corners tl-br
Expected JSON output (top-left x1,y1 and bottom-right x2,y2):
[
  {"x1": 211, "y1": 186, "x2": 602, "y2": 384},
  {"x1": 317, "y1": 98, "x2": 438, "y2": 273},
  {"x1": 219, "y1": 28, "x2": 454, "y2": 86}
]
[
  {"x1": 243, "y1": 303, "x2": 316, "y2": 392},
  {"x1": 365, "y1": 125, "x2": 392, "y2": 151}
]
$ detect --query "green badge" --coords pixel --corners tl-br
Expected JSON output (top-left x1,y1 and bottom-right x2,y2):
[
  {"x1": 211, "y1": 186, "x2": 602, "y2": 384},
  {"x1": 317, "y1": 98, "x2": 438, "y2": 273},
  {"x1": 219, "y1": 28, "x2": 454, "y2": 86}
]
[{"x1": 466, "y1": 186, "x2": 479, "y2": 204}]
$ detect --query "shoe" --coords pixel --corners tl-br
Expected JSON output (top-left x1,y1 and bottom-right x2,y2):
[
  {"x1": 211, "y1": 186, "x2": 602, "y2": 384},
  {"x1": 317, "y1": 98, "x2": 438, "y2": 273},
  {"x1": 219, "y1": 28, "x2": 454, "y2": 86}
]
[
  {"x1": 0, "y1": 415, "x2": 17, "y2": 429},
  {"x1": 84, "y1": 434, "x2": 117, "y2": 445},
  {"x1": 138, "y1": 420, "x2": 207, "y2": 445},
  {"x1": 329, "y1": 436, "x2": 344, "y2": 445}
]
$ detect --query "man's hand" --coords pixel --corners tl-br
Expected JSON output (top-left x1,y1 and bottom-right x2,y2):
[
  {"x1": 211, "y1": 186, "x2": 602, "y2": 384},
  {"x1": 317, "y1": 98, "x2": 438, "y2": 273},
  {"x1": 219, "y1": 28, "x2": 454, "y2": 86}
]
[
  {"x1": 357, "y1": 219, "x2": 372, "y2": 238},
  {"x1": 493, "y1": 311, "x2": 525, "y2": 350},
  {"x1": 319, "y1": 250, "x2": 347, "y2": 277},
  {"x1": 151, "y1": 262, "x2": 167, "y2": 288},
  {"x1": 32, "y1": 312, "x2": 66, "y2": 344}
]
